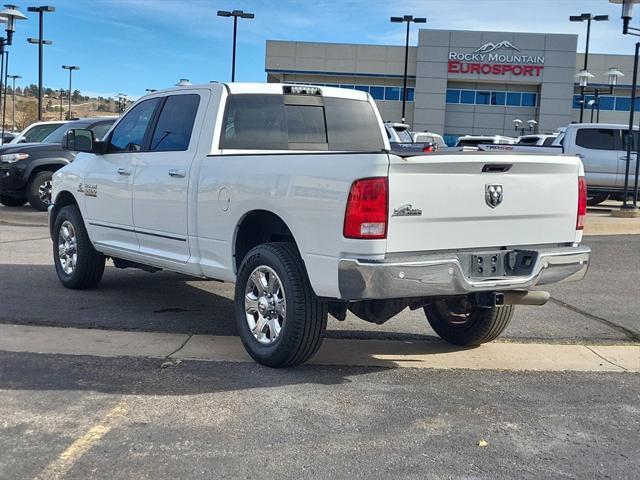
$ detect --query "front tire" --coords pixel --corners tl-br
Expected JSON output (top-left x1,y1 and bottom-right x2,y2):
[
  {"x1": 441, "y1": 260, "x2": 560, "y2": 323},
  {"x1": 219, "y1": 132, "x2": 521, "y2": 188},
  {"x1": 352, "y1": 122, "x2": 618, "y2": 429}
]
[
  {"x1": 53, "y1": 205, "x2": 105, "y2": 289},
  {"x1": 0, "y1": 194, "x2": 27, "y2": 207},
  {"x1": 424, "y1": 298, "x2": 514, "y2": 346},
  {"x1": 26, "y1": 170, "x2": 53, "y2": 211},
  {"x1": 234, "y1": 242, "x2": 327, "y2": 368}
]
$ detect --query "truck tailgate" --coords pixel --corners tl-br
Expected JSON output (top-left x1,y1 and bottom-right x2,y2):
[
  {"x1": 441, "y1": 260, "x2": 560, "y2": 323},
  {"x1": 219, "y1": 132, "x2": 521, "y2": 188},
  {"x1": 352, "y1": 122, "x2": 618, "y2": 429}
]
[{"x1": 387, "y1": 153, "x2": 580, "y2": 253}]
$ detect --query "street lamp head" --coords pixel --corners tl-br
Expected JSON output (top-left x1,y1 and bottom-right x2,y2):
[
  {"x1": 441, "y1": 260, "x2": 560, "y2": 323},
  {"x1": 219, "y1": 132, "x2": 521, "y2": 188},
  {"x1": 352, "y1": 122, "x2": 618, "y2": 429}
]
[
  {"x1": 512, "y1": 118, "x2": 523, "y2": 128},
  {"x1": 606, "y1": 67, "x2": 625, "y2": 86},
  {"x1": 175, "y1": 78, "x2": 191, "y2": 86},
  {"x1": 575, "y1": 69, "x2": 594, "y2": 87},
  {"x1": 610, "y1": 0, "x2": 640, "y2": 20},
  {"x1": 27, "y1": 5, "x2": 54, "y2": 12},
  {"x1": 219, "y1": 9, "x2": 254, "y2": 18},
  {"x1": 413, "y1": 17, "x2": 427, "y2": 23},
  {"x1": 390, "y1": 16, "x2": 404, "y2": 23},
  {"x1": 217, "y1": 10, "x2": 232, "y2": 17},
  {"x1": 0, "y1": 4, "x2": 27, "y2": 45},
  {"x1": 62, "y1": 65, "x2": 80, "y2": 71},
  {"x1": 594, "y1": 15, "x2": 610, "y2": 21},
  {"x1": 527, "y1": 119, "x2": 538, "y2": 128},
  {"x1": 7, "y1": 74, "x2": 20, "y2": 79}
]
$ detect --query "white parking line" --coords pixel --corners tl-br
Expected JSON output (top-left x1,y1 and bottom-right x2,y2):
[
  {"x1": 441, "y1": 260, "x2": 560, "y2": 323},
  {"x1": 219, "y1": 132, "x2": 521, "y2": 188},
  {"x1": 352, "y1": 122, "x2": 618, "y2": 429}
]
[{"x1": 0, "y1": 324, "x2": 638, "y2": 372}]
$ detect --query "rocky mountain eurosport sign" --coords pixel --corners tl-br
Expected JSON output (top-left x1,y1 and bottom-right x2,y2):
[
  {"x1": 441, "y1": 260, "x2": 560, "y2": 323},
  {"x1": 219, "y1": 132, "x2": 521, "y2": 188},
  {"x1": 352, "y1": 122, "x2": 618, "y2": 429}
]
[{"x1": 448, "y1": 41, "x2": 545, "y2": 77}]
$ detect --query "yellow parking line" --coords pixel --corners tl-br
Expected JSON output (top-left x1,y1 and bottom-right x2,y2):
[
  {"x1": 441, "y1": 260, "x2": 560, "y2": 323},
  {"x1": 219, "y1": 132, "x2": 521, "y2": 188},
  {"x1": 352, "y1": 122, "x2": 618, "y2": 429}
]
[{"x1": 34, "y1": 400, "x2": 127, "y2": 480}]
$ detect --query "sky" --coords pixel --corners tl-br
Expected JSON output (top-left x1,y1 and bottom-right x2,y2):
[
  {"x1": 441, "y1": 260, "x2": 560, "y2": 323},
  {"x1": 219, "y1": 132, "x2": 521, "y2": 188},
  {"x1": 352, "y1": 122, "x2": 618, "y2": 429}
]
[{"x1": 4, "y1": 0, "x2": 639, "y2": 99}]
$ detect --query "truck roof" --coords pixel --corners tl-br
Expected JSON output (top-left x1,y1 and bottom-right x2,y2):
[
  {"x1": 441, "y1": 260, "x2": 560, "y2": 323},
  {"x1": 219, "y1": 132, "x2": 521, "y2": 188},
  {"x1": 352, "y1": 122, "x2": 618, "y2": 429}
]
[{"x1": 143, "y1": 82, "x2": 370, "y2": 102}]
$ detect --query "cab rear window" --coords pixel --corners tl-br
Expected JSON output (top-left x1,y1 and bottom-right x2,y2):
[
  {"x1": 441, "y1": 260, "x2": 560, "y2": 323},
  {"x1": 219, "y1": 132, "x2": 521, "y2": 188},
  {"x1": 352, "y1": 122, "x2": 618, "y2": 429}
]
[{"x1": 220, "y1": 94, "x2": 384, "y2": 151}]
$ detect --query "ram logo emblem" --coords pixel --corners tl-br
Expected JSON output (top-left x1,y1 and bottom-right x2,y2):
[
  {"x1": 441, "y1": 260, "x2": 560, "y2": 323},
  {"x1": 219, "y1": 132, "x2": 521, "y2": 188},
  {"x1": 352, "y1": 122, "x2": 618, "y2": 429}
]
[{"x1": 485, "y1": 184, "x2": 503, "y2": 208}]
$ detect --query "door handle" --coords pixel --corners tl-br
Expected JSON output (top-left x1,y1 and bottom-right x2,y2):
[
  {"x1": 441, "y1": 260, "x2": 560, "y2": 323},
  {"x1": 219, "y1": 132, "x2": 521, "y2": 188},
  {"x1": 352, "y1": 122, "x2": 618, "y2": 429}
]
[
  {"x1": 117, "y1": 167, "x2": 132, "y2": 176},
  {"x1": 168, "y1": 169, "x2": 186, "y2": 178}
]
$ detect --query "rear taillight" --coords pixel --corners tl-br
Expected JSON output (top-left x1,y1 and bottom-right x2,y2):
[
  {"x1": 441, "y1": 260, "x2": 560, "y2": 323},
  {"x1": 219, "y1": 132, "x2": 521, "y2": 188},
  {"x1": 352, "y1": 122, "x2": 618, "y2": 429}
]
[
  {"x1": 423, "y1": 144, "x2": 435, "y2": 153},
  {"x1": 344, "y1": 177, "x2": 388, "y2": 239},
  {"x1": 577, "y1": 176, "x2": 587, "y2": 230}
]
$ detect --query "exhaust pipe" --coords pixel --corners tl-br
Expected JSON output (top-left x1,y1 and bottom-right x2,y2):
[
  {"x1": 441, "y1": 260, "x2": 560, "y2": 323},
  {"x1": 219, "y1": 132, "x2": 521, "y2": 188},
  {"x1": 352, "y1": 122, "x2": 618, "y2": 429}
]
[{"x1": 503, "y1": 290, "x2": 550, "y2": 306}]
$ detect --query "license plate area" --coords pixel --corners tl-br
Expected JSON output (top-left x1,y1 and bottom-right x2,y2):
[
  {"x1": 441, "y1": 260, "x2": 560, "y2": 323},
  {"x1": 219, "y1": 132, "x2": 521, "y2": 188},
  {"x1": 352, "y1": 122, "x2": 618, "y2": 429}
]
[{"x1": 467, "y1": 250, "x2": 538, "y2": 279}]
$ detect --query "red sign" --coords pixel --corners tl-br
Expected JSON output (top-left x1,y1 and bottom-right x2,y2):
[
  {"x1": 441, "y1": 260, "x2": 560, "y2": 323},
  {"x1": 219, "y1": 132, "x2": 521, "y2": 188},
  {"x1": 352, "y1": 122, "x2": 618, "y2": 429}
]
[{"x1": 448, "y1": 60, "x2": 543, "y2": 77}]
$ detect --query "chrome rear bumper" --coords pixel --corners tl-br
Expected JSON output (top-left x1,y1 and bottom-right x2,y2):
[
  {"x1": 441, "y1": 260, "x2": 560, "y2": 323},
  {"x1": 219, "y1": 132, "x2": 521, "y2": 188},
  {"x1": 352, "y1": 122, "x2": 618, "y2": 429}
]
[{"x1": 338, "y1": 245, "x2": 590, "y2": 300}]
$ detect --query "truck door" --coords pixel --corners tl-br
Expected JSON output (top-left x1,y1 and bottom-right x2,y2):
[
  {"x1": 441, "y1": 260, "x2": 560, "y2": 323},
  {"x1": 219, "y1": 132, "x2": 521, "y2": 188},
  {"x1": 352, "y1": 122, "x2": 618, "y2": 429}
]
[
  {"x1": 618, "y1": 129, "x2": 638, "y2": 190},
  {"x1": 571, "y1": 127, "x2": 619, "y2": 189},
  {"x1": 84, "y1": 98, "x2": 161, "y2": 253},
  {"x1": 131, "y1": 91, "x2": 206, "y2": 263}
]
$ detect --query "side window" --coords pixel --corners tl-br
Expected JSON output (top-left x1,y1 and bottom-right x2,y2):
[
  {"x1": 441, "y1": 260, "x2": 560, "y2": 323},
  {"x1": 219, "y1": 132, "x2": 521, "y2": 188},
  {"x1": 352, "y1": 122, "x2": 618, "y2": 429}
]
[
  {"x1": 323, "y1": 98, "x2": 385, "y2": 151},
  {"x1": 221, "y1": 95, "x2": 287, "y2": 150},
  {"x1": 150, "y1": 94, "x2": 200, "y2": 151},
  {"x1": 90, "y1": 122, "x2": 114, "y2": 141},
  {"x1": 108, "y1": 98, "x2": 160, "y2": 152},
  {"x1": 621, "y1": 130, "x2": 640, "y2": 151},
  {"x1": 575, "y1": 128, "x2": 616, "y2": 151}
]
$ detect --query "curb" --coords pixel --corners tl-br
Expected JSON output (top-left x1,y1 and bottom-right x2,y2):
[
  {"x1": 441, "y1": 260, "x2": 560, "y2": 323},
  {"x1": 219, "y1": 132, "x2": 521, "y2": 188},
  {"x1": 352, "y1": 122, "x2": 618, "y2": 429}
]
[{"x1": 0, "y1": 207, "x2": 48, "y2": 227}]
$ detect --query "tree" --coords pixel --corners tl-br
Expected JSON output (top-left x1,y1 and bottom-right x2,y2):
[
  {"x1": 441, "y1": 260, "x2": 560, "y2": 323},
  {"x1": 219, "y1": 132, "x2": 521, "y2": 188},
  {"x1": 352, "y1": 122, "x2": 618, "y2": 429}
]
[
  {"x1": 72, "y1": 89, "x2": 81, "y2": 103},
  {"x1": 14, "y1": 99, "x2": 37, "y2": 130}
]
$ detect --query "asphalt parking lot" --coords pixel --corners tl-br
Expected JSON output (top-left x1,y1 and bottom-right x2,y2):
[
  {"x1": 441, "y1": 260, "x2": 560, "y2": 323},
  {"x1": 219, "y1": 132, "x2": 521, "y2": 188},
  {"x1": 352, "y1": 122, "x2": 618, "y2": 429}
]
[{"x1": 1, "y1": 206, "x2": 639, "y2": 478}]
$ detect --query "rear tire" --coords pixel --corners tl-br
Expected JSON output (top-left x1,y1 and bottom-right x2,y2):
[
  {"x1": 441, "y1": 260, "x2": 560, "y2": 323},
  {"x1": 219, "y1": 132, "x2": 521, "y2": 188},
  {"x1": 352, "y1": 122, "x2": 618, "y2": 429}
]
[
  {"x1": 26, "y1": 170, "x2": 53, "y2": 211},
  {"x1": 586, "y1": 193, "x2": 609, "y2": 206},
  {"x1": 53, "y1": 205, "x2": 105, "y2": 289},
  {"x1": 0, "y1": 194, "x2": 27, "y2": 207},
  {"x1": 424, "y1": 298, "x2": 514, "y2": 346},
  {"x1": 234, "y1": 242, "x2": 327, "y2": 368}
]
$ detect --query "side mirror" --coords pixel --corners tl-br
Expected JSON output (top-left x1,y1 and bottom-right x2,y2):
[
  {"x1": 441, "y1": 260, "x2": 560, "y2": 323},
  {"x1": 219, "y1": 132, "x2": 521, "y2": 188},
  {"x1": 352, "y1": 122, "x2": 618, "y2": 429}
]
[{"x1": 62, "y1": 129, "x2": 96, "y2": 153}]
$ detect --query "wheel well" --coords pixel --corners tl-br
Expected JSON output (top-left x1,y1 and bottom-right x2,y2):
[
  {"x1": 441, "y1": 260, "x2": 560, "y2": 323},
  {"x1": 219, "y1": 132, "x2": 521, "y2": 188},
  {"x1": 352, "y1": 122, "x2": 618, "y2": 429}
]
[
  {"x1": 50, "y1": 191, "x2": 78, "y2": 233},
  {"x1": 234, "y1": 210, "x2": 296, "y2": 271}
]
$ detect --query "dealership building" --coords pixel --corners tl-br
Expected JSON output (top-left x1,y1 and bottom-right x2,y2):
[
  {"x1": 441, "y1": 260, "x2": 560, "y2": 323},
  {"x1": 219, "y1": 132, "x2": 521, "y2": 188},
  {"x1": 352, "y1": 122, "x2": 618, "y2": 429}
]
[{"x1": 265, "y1": 29, "x2": 637, "y2": 144}]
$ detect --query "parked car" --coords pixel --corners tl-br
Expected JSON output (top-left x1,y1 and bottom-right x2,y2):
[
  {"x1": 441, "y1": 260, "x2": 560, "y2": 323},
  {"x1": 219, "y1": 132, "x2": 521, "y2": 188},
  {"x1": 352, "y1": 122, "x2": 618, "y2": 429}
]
[
  {"x1": 411, "y1": 131, "x2": 446, "y2": 149},
  {"x1": 478, "y1": 123, "x2": 638, "y2": 205},
  {"x1": 516, "y1": 134, "x2": 558, "y2": 146},
  {"x1": 9, "y1": 120, "x2": 68, "y2": 144},
  {"x1": 50, "y1": 83, "x2": 590, "y2": 367},
  {"x1": 384, "y1": 122, "x2": 436, "y2": 155},
  {"x1": 455, "y1": 135, "x2": 517, "y2": 147},
  {"x1": 0, "y1": 117, "x2": 116, "y2": 210},
  {"x1": 0, "y1": 131, "x2": 16, "y2": 144}
]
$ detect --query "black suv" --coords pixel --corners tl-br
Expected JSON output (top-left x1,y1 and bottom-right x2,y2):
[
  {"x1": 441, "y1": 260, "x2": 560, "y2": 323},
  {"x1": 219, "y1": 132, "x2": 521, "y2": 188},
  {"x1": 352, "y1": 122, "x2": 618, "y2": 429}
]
[{"x1": 0, "y1": 117, "x2": 115, "y2": 210}]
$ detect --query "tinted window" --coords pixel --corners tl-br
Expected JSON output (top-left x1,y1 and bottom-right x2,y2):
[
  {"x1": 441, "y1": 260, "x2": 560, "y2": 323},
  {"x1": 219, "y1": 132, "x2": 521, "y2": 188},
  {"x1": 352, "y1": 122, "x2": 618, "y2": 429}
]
[
  {"x1": 90, "y1": 121, "x2": 114, "y2": 141},
  {"x1": 517, "y1": 137, "x2": 539, "y2": 145},
  {"x1": 23, "y1": 124, "x2": 62, "y2": 143},
  {"x1": 285, "y1": 105, "x2": 326, "y2": 144},
  {"x1": 506, "y1": 92, "x2": 521, "y2": 106},
  {"x1": 394, "y1": 127, "x2": 413, "y2": 143},
  {"x1": 220, "y1": 94, "x2": 384, "y2": 151},
  {"x1": 384, "y1": 87, "x2": 401, "y2": 101},
  {"x1": 108, "y1": 98, "x2": 160, "y2": 152},
  {"x1": 150, "y1": 94, "x2": 200, "y2": 151},
  {"x1": 575, "y1": 128, "x2": 617, "y2": 151},
  {"x1": 460, "y1": 90, "x2": 475, "y2": 104},
  {"x1": 542, "y1": 136, "x2": 557, "y2": 146},
  {"x1": 521, "y1": 93, "x2": 537, "y2": 107},
  {"x1": 43, "y1": 123, "x2": 74, "y2": 144},
  {"x1": 599, "y1": 96, "x2": 615, "y2": 110},
  {"x1": 491, "y1": 92, "x2": 505, "y2": 105},
  {"x1": 615, "y1": 97, "x2": 631, "y2": 111},
  {"x1": 622, "y1": 130, "x2": 640, "y2": 151},
  {"x1": 476, "y1": 91, "x2": 490, "y2": 105},
  {"x1": 323, "y1": 97, "x2": 384, "y2": 151},
  {"x1": 221, "y1": 95, "x2": 287, "y2": 150}
]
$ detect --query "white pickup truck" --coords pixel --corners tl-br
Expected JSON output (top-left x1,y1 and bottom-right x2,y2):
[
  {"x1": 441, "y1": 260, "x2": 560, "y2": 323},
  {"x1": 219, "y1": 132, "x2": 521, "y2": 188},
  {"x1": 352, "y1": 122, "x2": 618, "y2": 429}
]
[
  {"x1": 478, "y1": 123, "x2": 639, "y2": 205},
  {"x1": 49, "y1": 83, "x2": 590, "y2": 367}
]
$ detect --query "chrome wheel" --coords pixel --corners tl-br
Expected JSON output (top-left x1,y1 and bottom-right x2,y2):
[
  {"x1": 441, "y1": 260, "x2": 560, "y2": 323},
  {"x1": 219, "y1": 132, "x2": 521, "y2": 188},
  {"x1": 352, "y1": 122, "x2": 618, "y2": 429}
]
[
  {"x1": 57, "y1": 220, "x2": 78, "y2": 275},
  {"x1": 38, "y1": 180, "x2": 52, "y2": 205},
  {"x1": 244, "y1": 265, "x2": 286, "y2": 345}
]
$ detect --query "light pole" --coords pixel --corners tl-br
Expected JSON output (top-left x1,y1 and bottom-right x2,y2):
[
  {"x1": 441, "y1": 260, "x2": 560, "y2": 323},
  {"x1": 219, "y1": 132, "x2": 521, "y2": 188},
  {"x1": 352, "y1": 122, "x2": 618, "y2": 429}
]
[
  {"x1": 0, "y1": 5, "x2": 26, "y2": 142},
  {"x1": 58, "y1": 87, "x2": 63, "y2": 120},
  {"x1": 582, "y1": 68, "x2": 625, "y2": 122},
  {"x1": 27, "y1": 6, "x2": 54, "y2": 121},
  {"x1": 62, "y1": 65, "x2": 79, "y2": 120},
  {"x1": 570, "y1": 13, "x2": 609, "y2": 123},
  {"x1": 217, "y1": 9, "x2": 254, "y2": 82},
  {"x1": 609, "y1": 0, "x2": 640, "y2": 212},
  {"x1": 512, "y1": 119, "x2": 538, "y2": 136},
  {"x1": 390, "y1": 15, "x2": 426, "y2": 124},
  {"x1": 7, "y1": 72, "x2": 19, "y2": 129}
]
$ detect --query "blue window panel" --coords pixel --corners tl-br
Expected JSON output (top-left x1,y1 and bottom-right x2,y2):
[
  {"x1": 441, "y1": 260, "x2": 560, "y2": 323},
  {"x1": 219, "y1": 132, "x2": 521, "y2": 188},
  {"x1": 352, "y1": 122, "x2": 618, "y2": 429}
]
[
  {"x1": 599, "y1": 96, "x2": 615, "y2": 111},
  {"x1": 506, "y1": 92, "x2": 521, "y2": 106},
  {"x1": 340, "y1": 84, "x2": 354, "y2": 89},
  {"x1": 324, "y1": 83, "x2": 339, "y2": 88},
  {"x1": 476, "y1": 91, "x2": 491, "y2": 105},
  {"x1": 404, "y1": 88, "x2": 415, "y2": 102},
  {"x1": 636, "y1": 98, "x2": 640, "y2": 111},
  {"x1": 369, "y1": 86, "x2": 384, "y2": 100},
  {"x1": 446, "y1": 89, "x2": 460, "y2": 103},
  {"x1": 615, "y1": 97, "x2": 631, "y2": 111},
  {"x1": 460, "y1": 90, "x2": 475, "y2": 104},
  {"x1": 491, "y1": 92, "x2": 506, "y2": 105},
  {"x1": 572, "y1": 95, "x2": 583, "y2": 109},
  {"x1": 521, "y1": 93, "x2": 537, "y2": 107},
  {"x1": 354, "y1": 85, "x2": 369, "y2": 93},
  {"x1": 385, "y1": 87, "x2": 401, "y2": 101}
]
